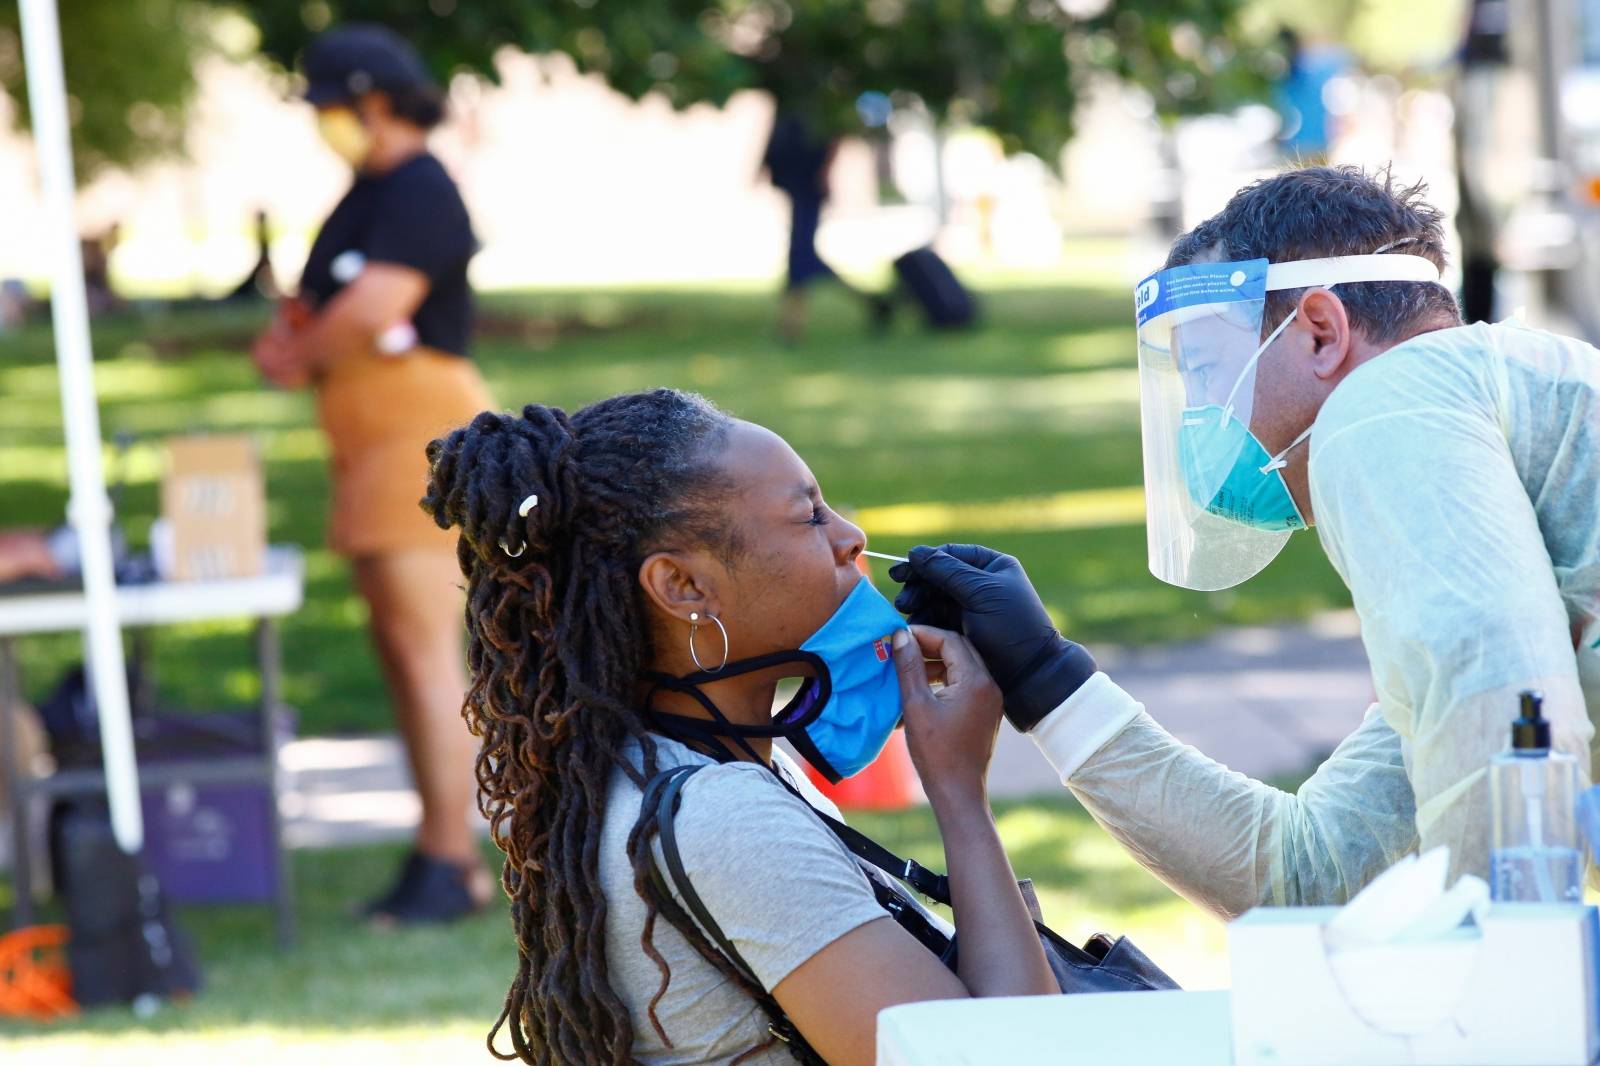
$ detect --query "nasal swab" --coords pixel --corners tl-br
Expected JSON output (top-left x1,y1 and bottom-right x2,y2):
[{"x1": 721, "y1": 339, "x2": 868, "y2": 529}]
[{"x1": 862, "y1": 549, "x2": 910, "y2": 564}]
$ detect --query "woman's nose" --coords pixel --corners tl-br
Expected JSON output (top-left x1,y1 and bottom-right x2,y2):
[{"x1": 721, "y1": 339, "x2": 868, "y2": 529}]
[{"x1": 835, "y1": 515, "x2": 867, "y2": 566}]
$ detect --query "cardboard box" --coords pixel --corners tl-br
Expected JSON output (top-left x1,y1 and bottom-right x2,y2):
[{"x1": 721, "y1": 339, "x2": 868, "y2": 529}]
[
  {"x1": 1230, "y1": 904, "x2": 1600, "y2": 1065},
  {"x1": 160, "y1": 435, "x2": 265, "y2": 581}
]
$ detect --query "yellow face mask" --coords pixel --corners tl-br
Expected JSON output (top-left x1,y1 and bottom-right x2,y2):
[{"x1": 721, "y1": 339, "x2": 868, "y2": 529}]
[{"x1": 316, "y1": 107, "x2": 371, "y2": 167}]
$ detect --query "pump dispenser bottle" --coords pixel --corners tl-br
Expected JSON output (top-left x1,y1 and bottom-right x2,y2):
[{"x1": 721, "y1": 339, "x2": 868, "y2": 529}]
[{"x1": 1489, "y1": 691, "x2": 1582, "y2": 902}]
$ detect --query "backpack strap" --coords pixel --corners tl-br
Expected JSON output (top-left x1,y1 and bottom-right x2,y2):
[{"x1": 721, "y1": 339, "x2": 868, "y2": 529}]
[
  {"x1": 808, "y1": 809, "x2": 951, "y2": 906},
  {"x1": 761, "y1": 764, "x2": 952, "y2": 906},
  {"x1": 646, "y1": 764, "x2": 762, "y2": 987},
  {"x1": 641, "y1": 763, "x2": 823, "y2": 1063}
]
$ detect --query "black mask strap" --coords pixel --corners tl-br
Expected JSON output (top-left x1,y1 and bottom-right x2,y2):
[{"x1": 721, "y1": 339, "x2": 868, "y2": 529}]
[
  {"x1": 785, "y1": 729, "x2": 845, "y2": 785},
  {"x1": 644, "y1": 678, "x2": 767, "y2": 765},
  {"x1": 642, "y1": 650, "x2": 831, "y2": 740}
]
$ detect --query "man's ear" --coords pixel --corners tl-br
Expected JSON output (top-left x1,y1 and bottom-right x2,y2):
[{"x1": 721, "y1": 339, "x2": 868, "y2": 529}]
[
  {"x1": 638, "y1": 551, "x2": 718, "y2": 624},
  {"x1": 1297, "y1": 289, "x2": 1355, "y2": 381}
]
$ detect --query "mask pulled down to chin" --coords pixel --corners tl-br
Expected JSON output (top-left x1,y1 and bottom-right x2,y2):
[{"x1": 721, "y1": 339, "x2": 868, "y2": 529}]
[{"x1": 643, "y1": 577, "x2": 909, "y2": 783}]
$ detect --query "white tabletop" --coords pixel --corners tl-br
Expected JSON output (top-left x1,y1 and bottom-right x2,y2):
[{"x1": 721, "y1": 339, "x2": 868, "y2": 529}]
[
  {"x1": 0, "y1": 546, "x2": 305, "y2": 636},
  {"x1": 876, "y1": 989, "x2": 1232, "y2": 1066}
]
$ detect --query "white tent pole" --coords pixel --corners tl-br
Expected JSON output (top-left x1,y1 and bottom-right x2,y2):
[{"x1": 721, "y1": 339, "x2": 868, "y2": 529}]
[{"x1": 19, "y1": 0, "x2": 143, "y2": 853}]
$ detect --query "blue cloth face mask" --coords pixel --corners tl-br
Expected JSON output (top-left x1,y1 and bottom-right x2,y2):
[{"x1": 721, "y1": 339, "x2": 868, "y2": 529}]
[
  {"x1": 643, "y1": 577, "x2": 908, "y2": 783},
  {"x1": 790, "y1": 577, "x2": 909, "y2": 779}
]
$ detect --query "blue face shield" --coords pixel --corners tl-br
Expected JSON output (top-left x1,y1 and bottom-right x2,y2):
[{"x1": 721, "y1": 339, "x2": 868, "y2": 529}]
[{"x1": 643, "y1": 576, "x2": 908, "y2": 783}]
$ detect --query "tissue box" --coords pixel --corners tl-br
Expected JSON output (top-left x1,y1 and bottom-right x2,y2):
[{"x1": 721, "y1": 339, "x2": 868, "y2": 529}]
[{"x1": 1230, "y1": 904, "x2": 1600, "y2": 1065}]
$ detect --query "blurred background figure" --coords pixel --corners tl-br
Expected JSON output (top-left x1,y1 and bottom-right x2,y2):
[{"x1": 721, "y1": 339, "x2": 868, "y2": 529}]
[
  {"x1": 79, "y1": 226, "x2": 121, "y2": 318},
  {"x1": 248, "y1": 23, "x2": 492, "y2": 924},
  {"x1": 761, "y1": 109, "x2": 890, "y2": 343},
  {"x1": 226, "y1": 209, "x2": 281, "y2": 303},
  {"x1": 0, "y1": 530, "x2": 61, "y2": 585},
  {"x1": 1273, "y1": 27, "x2": 1353, "y2": 162},
  {"x1": 1453, "y1": 0, "x2": 1511, "y2": 325}
]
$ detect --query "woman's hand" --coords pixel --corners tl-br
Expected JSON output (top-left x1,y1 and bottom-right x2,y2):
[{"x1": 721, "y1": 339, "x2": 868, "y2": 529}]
[
  {"x1": 891, "y1": 624, "x2": 1004, "y2": 809},
  {"x1": 251, "y1": 312, "x2": 312, "y2": 388},
  {"x1": 0, "y1": 530, "x2": 61, "y2": 583}
]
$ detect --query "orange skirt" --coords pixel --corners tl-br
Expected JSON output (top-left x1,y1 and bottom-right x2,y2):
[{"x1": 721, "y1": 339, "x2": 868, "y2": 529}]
[{"x1": 314, "y1": 347, "x2": 494, "y2": 557}]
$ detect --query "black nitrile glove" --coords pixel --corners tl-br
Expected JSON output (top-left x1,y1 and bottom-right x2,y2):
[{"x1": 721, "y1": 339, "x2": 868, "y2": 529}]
[{"x1": 889, "y1": 543, "x2": 1096, "y2": 732}]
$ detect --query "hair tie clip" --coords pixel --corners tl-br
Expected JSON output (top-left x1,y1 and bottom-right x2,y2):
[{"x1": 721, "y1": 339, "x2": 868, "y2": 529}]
[{"x1": 498, "y1": 495, "x2": 540, "y2": 558}]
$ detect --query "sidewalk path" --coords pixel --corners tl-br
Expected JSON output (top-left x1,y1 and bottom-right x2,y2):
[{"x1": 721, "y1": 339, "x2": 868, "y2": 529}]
[{"x1": 280, "y1": 612, "x2": 1374, "y2": 849}]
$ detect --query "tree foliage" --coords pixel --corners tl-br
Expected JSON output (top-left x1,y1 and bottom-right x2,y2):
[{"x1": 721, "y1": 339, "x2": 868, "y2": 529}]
[
  {"x1": 0, "y1": 0, "x2": 1273, "y2": 176},
  {"x1": 0, "y1": 0, "x2": 206, "y2": 178},
  {"x1": 242, "y1": 0, "x2": 1273, "y2": 161}
]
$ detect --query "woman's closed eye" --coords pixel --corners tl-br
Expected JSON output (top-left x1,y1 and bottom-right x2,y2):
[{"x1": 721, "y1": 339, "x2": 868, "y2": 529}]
[{"x1": 807, "y1": 503, "x2": 831, "y2": 527}]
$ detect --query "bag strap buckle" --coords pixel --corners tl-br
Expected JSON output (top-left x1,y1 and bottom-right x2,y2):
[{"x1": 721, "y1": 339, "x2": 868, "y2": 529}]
[{"x1": 901, "y1": 859, "x2": 950, "y2": 902}]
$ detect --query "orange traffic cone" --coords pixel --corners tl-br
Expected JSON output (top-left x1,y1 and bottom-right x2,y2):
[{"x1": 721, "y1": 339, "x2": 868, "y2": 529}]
[{"x1": 0, "y1": 925, "x2": 76, "y2": 1020}]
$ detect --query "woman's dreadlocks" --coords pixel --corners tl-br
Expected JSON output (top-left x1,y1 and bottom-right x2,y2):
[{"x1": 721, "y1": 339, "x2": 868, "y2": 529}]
[{"x1": 422, "y1": 388, "x2": 786, "y2": 1065}]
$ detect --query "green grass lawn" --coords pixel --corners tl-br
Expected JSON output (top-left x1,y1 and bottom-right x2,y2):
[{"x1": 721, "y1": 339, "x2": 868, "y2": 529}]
[
  {"x1": 1, "y1": 795, "x2": 1232, "y2": 1062},
  {"x1": 0, "y1": 267, "x2": 1350, "y2": 734}
]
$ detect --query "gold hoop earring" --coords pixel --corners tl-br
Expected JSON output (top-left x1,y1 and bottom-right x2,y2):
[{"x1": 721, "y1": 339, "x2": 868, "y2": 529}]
[{"x1": 688, "y1": 611, "x2": 730, "y2": 674}]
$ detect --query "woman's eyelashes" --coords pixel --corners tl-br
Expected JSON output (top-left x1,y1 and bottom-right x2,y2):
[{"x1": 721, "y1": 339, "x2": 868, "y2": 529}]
[{"x1": 807, "y1": 503, "x2": 831, "y2": 526}]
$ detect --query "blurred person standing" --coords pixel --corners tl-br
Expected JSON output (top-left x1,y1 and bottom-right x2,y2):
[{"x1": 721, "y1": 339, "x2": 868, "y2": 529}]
[
  {"x1": 1274, "y1": 28, "x2": 1352, "y2": 162},
  {"x1": 761, "y1": 110, "x2": 889, "y2": 343},
  {"x1": 1453, "y1": 0, "x2": 1512, "y2": 323},
  {"x1": 251, "y1": 24, "x2": 493, "y2": 924}
]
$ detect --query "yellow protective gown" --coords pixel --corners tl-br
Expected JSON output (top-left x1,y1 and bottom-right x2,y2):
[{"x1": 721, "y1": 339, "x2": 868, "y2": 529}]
[{"x1": 1032, "y1": 319, "x2": 1600, "y2": 919}]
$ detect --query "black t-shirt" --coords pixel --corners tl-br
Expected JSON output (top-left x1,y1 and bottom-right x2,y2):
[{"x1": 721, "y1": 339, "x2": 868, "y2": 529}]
[{"x1": 300, "y1": 152, "x2": 476, "y2": 357}]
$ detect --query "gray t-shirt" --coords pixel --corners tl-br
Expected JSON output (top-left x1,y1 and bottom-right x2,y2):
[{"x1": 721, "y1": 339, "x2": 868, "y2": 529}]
[{"x1": 599, "y1": 735, "x2": 889, "y2": 1064}]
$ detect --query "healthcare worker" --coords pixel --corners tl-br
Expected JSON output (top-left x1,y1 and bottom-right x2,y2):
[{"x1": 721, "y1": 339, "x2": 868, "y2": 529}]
[
  {"x1": 893, "y1": 165, "x2": 1600, "y2": 918},
  {"x1": 250, "y1": 24, "x2": 493, "y2": 922}
]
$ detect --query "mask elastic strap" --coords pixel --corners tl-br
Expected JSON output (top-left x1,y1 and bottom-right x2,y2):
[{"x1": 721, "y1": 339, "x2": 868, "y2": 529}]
[
  {"x1": 649, "y1": 649, "x2": 825, "y2": 691},
  {"x1": 1221, "y1": 305, "x2": 1304, "y2": 420},
  {"x1": 641, "y1": 650, "x2": 831, "y2": 754},
  {"x1": 1261, "y1": 424, "x2": 1315, "y2": 473},
  {"x1": 785, "y1": 728, "x2": 845, "y2": 785},
  {"x1": 646, "y1": 698, "x2": 767, "y2": 765}
]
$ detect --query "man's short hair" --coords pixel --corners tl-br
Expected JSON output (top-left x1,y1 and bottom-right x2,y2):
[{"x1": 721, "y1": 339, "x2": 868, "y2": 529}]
[{"x1": 1165, "y1": 165, "x2": 1462, "y2": 343}]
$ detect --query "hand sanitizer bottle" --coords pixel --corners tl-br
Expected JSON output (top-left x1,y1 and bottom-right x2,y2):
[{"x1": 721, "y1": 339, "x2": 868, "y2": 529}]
[{"x1": 1489, "y1": 691, "x2": 1582, "y2": 902}]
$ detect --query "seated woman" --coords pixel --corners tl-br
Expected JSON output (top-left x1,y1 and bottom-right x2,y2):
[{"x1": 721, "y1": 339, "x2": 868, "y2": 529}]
[{"x1": 422, "y1": 388, "x2": 1055, "y2": 1065}]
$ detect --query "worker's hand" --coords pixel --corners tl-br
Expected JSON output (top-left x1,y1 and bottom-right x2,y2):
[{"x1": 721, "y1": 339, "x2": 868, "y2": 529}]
[
  {"x1": 889, "y1": 544, "x2": 1097, "y2": 733},
  {"x1": 891, "y1": 625, "x2": 1002, "y2": 808}
]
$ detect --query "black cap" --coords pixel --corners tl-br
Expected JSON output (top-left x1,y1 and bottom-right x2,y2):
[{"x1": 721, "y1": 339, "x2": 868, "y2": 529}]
[
  {"x1": 301, "y1": 24, "x2": 435, "y2": 106},
  {"x1": 1511, "y1": 690, "x2": 1551, "y2": 750}
]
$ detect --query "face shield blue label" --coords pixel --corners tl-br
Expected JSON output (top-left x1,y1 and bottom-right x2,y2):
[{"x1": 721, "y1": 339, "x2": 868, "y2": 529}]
[{"x1": 1135, "y1": 258, "x2": 1269, "y2": 328}]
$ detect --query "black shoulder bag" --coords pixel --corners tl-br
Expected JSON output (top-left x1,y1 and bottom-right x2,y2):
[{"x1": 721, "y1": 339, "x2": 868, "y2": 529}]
[{"x1": 639, "y1": 764, "x2": 1178, "y2": 1063}]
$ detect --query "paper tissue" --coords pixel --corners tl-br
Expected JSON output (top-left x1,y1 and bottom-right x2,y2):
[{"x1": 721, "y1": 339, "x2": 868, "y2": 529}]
[{"x1": 1229, "y1": 847, "x2": 1600, "y2": 1065}]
